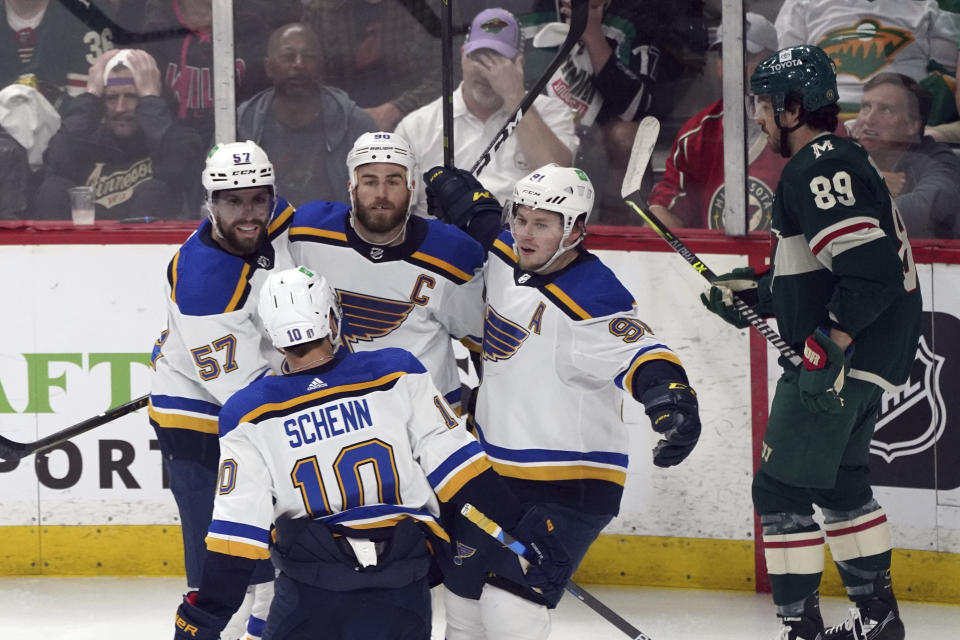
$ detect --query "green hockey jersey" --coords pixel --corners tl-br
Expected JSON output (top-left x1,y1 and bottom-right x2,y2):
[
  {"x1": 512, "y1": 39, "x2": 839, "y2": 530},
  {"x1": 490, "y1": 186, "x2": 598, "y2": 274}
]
[{"x1": 768, "y1": 133, "x2": 921, "y2": 390}]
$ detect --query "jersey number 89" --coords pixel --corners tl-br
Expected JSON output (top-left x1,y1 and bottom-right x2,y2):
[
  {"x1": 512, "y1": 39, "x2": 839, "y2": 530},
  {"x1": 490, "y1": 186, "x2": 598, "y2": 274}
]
[{"x1": 809, "y1": 171, "x2": 855, "y2": 210}]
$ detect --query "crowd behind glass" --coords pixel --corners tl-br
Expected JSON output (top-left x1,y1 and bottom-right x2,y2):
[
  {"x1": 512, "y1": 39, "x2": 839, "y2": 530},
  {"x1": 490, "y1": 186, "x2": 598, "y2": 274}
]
[{"x1": 1, "y1": 0, "x2": 957, "y2": 241}]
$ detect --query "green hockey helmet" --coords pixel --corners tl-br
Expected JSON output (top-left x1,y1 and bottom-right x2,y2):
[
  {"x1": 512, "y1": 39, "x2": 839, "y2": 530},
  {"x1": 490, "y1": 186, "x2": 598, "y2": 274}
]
[{"x1": 750, "y1": 45, "x2": 838, "y2": 113}]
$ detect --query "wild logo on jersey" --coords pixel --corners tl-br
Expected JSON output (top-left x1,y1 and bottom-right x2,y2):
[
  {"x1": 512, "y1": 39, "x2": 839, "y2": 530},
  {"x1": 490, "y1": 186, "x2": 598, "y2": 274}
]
[
  {"x1": 482, "y1": 305, "x2": 530, "y2": 362},
  {"x1": 817, "y1": 20, "x2": 913, "y2": 80},
  {"x1": 871, "y1": 312, "x2": 960, "y2": 491},
  {"x1": 336, "y1": 289, "x2": 415, "y2": 351}
]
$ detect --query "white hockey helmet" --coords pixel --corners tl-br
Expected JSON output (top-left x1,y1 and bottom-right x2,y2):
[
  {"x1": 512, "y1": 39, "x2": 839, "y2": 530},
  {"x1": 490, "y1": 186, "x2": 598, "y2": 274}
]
[
  {"x1": 506, "y1": 164, "x2": 595, "y2": 272},
  {"x1": 258, "y1": 266, "x2": 342, "y2": 350},
  {"x1": 346, "y1": 131, "x2": 417, "y2": 191},
  {"x1": 203, "y1": 140, "x2": 275, "y2": 201}
]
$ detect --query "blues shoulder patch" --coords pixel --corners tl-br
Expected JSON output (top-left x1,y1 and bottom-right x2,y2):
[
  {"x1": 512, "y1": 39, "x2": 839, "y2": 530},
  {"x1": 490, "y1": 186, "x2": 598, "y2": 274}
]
[
  {"x1": 409, "y1": 220, "x2": 485, "y2": 284},
  {"x1": 543, "y1": 256, "x2": 636, "y2": 321},
  {"x1": 288, "y1": 200, "x2": 351, "y2": 247},
  {"x1": 172, "y1": 229, "x2": 255, "y2": 316}
]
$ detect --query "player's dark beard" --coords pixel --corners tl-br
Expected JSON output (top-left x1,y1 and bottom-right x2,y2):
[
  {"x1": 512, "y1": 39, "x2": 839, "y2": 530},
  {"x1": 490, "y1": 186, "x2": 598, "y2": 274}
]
[
  {"x1": 354, "y1": 198, "x2": 408, "y2": 235},
  {"x1": 215, "y1": 216, "x2": 268, "y2": 256}
]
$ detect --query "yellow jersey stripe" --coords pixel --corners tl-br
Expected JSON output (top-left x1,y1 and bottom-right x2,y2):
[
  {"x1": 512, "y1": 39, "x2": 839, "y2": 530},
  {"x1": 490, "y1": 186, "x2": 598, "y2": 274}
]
[
  {"x1": 268, "y1": 204, "x2": 295, "y2": 235},
  {"x1": 148, "y1": 405, "x2": 219, "y2": 434},
  {"x1": 289, "y1": 226, "x2": 348, "y2": 242},
  {"x1": 544, "y1": 283, "x2": 591, "y2": 320},
  {"x1": 410, "y1": 251, "x2": 473, "y2": 282},
  {"x1": 491, "y1": 461, "x2": 627, "y2": 486},
  {"x1": 435, "y1": 457, "x2": 492, "y2": 503},
  {"x1": 169, "y1": 250, "x2": 181, "y2": 303},
  {"x1": 623, "y1": 351, "x2": 684, "y2": 396},
  {"x1": 239, "y1": 371, "x2": 406, "y2": 424},
  {"x1": 205, "y1": 536, "x2": 270, "y2": 560},
  {"x1": 224, "y1": 263, "x2": 251, "y2": 313},
  {"x1": 493, "y1": 238, "x2": 518, "y2": 262}
]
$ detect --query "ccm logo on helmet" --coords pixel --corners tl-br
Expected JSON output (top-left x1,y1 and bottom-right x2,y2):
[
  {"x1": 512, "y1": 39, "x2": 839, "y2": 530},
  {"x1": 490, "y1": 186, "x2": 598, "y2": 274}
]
[{"x1": 231, "y1": 169, "x2": 257, "y2": 176}]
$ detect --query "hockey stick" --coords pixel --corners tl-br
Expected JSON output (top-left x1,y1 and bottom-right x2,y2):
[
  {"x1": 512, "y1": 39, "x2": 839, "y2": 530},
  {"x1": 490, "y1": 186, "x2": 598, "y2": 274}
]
[
  {"x1": 460, "y1": 504, "x2": 655, "y2": 640},
  {"x1": 470, "y1": 0, "x2": 588, "y2": 177},
  {"x1": 440, "y1": 0, "x2": 455, "y2": 168},
  {"x1": 621, "y1": 117, "x2": 802, "y2": 367},
  {"x1": 0, "y1": 394, "x2": 149, "y2": 462}
]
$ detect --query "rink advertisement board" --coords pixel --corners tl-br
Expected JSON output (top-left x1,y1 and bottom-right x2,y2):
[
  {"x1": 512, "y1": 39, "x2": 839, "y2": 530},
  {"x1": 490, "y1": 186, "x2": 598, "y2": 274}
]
[{"x1": 0, "y1": 229, "x2": 957, "y2": 598}]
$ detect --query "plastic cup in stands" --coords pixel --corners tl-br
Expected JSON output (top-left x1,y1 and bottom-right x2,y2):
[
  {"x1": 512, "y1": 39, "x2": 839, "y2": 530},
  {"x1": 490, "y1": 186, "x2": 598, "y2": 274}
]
[{"x1": 68, "y1": 186, "x2": 95, "y2": 225}]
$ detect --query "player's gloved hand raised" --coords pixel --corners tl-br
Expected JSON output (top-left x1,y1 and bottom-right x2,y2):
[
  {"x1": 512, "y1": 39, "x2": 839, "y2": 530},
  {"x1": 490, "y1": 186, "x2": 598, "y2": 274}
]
[
  {"x1": 699, "y1": 266, "x2": 760, "y2": 329},
  {"x1": 641, "y1": 382, "x2": 701, "y2": 467},
  {"x1": 174, "y1": 591, "x2": 230, "y2": 640},
  {"x1": 510, "y1": 507, "x2": 572, "y2": 607},
  {"x1": 798, "y1": 330, "x2": 853, "y2": 414},
  {"x1": 423, "y1": 165, "x2": 501, "y2": 226}
]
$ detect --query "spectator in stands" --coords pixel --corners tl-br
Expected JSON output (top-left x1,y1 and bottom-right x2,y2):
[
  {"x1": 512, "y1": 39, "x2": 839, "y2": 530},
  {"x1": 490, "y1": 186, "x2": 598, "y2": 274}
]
[
  {"x1": 237, "y1": 23, "x2": 376, "y2": 206},
  {"x1": 0, "y1": 0, "x2": 123, "y2": 110},
  {"x1": 300, "y1": 0, "x2": 448, "y2": 131},
  {"x1": 395, "y1": 7, "x2": 577, "y2": 214},
  {"x1": 775, "y1": 0, "x2": 960, "y2": 119},
  {"x1": 140, "y1": 0, "x2": 298, "y2": 144},
  {"x1": 36, "y1": 48, "x2": 204, "y2": 221},
  {"x1": 0, "y1": 82, "x2": 59, "y2": 218},
  {"x1": 648, "y1": 12, "x2": 784, "y2": 230},
  {"x1": 850, "y1": 72, "x2": 960, "y2": 239}
]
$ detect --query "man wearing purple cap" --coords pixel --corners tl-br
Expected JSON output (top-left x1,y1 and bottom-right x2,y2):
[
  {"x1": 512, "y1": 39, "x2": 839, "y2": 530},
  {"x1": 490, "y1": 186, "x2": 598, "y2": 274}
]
[
  {"x1": 395, "y1": 7, "x2": 578, "y2": 215},
  {"x1": 648, "y1": 12, "x2": 785, "y2": 230}
]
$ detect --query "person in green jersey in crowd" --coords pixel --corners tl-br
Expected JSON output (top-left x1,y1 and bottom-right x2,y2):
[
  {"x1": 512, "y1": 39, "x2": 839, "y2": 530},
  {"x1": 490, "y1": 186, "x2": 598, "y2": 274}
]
[{"x1": 701, "y1": 45, "x2": 921, "y2": 640}]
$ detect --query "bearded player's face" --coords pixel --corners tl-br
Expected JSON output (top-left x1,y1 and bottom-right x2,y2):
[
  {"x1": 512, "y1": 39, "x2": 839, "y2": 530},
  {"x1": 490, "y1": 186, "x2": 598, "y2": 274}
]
[
  {"x1": 211, "y1": 187, "x2": 272, "y2": 256},
  {"x1": 352, "y1": 163, "x2": 410, "y2": 236}
]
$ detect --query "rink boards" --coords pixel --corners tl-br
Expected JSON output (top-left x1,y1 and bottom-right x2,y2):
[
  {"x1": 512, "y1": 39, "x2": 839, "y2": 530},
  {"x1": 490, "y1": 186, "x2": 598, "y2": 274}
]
[{"x1": 0, "y1": 229, "x2": 957, "y2": 603}]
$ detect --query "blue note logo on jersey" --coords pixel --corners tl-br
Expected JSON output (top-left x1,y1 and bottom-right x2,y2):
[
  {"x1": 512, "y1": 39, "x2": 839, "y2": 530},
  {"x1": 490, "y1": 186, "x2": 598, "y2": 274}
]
[
  {"x1": 482, "y1": 305, "x2": 530, "y2": 362},
  {"x1": 336, "y1": 289, "x2": 415, "y2": 351},
  {"x1": 453, "y1": 541, "x2": 477, "y2": 565}
]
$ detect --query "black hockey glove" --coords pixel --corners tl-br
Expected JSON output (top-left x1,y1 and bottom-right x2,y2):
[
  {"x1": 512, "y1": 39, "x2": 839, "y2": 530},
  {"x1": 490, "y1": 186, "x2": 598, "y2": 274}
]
[
  {"x1": 640, "y1": 382, "x2": 701, "y2": 468},
  {"x1": 798, "y1": 330, "x2": 853, "y2": 415},
  {"x1": 423, "y1": 165, "x2": 501, "y2": 226},
  {"x1": 699, "y1": 267, "x2": 761, "y2": 329},
  {"x1": 174, "y1": 591, "x2": 230, "y2": 640},
  {"x1": 510, "y1": 507, "x2": 573, "y2": 607}
]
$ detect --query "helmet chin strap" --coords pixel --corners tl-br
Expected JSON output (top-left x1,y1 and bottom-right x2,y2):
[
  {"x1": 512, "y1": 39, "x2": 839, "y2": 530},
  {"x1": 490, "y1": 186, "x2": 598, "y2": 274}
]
[
  {"x1": 531, "y1": 230, "x2": 584, "y2": 274},
  {"x1": 349, "y1": 211, "x2": 409, "y2": 246},
  {"x1": 774, "y1": 110, "x2": 804, "y2": 159}
]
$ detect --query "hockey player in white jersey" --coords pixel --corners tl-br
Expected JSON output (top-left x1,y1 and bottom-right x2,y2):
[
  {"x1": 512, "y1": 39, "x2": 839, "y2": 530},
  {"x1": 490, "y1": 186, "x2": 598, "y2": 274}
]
[
  {"x1": 151, "y1": 141, "x2": 295, "y2": 639},
  {"x1": 288, "y1": 131, "x2": 485, "y2": 416},
  {"x1": 424, "y1": 163, "x2": 702, "y2": 640},
  {"x1": 172, "y1": 266, "x2": 573, "y2": 640}
]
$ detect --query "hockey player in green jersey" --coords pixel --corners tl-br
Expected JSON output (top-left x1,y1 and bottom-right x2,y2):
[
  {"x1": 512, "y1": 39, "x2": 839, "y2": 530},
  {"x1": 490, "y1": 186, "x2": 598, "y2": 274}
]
[{"x1": 701, "y1": 45, "x2": 921, "y2": 640}]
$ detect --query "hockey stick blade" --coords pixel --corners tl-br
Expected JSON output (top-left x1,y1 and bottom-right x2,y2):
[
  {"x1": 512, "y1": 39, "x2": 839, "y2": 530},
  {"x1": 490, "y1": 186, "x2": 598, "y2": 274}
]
[
  {"x1": 621, "y1": 116, "x2": 660, "y2": 199},
  {"x1": 460, "y1": 504, "x2": 655, "y2": 640},
  {"x1": 470, "y1": 0, "x2": 589, "y2": 177},
  {"x1": 0, "y1": 394, "x2": 150, "y2": 462},
  {"x1": 619, "y1": 123, "x2": 802, "y2": 367}
]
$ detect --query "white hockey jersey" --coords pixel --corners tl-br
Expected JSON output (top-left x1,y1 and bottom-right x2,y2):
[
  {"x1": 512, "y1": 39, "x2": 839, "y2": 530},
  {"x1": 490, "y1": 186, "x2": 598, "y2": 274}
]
[
  {"x1": 775, "y1": 0, "x2": 960, "y2": 111},
  {"x1": 289, "y1": 201, "x2": 485, "y2": 413},
  {"x1": 205, "y1": 349, "x2": 493, "y2": 561},
  {"x1": 149, "y1": 199, "x2": 296, "y2": 466},
  {"x1": 476, "y1": 233, "x2": 684, "y2": 514}
]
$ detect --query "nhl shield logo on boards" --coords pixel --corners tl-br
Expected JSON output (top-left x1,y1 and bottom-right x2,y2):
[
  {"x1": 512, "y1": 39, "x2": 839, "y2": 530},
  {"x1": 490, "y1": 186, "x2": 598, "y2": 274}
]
[
  {"x1": 871, "y1": 311, "x2": 960, "y2": 491},
  {"x1": 871, "y1": 334, "x2": 945, "y2": 464}
]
